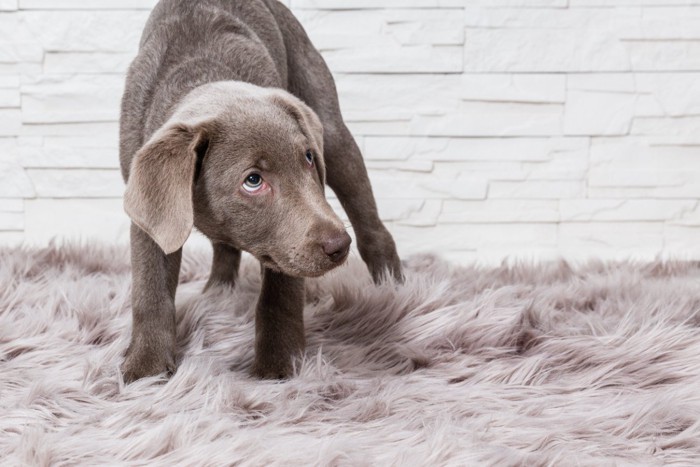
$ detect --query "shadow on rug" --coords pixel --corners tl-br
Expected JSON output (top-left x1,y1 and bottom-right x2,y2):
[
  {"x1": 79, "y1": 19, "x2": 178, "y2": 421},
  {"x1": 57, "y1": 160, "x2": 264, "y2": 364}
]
[{"x1": 2, "y1": 243, "x2": 700, "y2": 465}]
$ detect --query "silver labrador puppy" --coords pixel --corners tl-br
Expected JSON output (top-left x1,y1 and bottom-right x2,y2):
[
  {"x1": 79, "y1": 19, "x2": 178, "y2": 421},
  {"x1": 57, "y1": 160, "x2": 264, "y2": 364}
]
[{"x1": 119, "y1": 0, "x2": 402, "y2": 382}]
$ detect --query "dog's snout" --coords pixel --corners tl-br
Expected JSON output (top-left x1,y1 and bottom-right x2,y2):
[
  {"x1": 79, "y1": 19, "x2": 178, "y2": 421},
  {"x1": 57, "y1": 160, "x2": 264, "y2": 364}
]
[{"x1": 322, "y1": 231, "x2": 351, "y2": 263}]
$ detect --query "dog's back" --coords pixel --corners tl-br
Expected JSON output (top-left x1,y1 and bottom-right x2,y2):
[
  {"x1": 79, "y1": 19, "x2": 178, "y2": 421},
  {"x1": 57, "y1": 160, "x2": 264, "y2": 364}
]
[{"x1": 119, "y1": 0, "x2": 290, "y2": 181}]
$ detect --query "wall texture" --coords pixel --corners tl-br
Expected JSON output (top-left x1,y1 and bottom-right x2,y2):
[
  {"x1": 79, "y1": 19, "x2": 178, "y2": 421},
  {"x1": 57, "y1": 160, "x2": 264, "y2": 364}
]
[{"x1": 1, "y1": 0, "x2": 700, "y2": 264}]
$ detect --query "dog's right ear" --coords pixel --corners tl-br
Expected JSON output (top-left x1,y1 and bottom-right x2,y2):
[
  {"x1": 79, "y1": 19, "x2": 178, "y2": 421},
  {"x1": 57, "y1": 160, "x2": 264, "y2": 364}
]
[{"x1": 124, "y1": 120, "x2": 211, "y2": 254}]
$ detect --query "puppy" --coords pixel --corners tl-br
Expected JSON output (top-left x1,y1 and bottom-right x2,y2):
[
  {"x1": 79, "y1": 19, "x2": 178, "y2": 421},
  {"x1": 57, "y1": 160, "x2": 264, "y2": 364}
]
[{"x1": 119, "y1": 0, "x2": 402, "y2": 382}]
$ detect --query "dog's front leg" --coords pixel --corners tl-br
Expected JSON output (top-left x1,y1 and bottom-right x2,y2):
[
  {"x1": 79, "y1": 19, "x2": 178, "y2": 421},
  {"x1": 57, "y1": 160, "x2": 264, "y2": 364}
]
[
  {"x1": 252, "y1": 268, "x2": 305, "y2": 379},
  {"x1": 122, "y1": 223, "x2": 181, "y2": 383}
]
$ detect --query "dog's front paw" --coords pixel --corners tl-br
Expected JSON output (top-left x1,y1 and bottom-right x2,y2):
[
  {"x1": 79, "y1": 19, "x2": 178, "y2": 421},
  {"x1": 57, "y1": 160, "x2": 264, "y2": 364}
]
[
  {"x1": 121, "y1": 334, "x2": 176, "y2": 383},
  {"x1": 251, "y1": 357, "x2": 293, "y2": 380},
  {"x1": 358, "y1": 227, "x2": 404, "y2": 284}
]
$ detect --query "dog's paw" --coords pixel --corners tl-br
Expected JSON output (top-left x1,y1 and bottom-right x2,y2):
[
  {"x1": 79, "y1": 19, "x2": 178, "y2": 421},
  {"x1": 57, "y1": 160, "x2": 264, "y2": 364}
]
[
  {"x1": 251, "y1": 358, "x2": 293, "y2": 380},
  {"x1": 358, "y1": 228, "x2": 404, "y2": 284},
  {"x1": 121, "y1": 337, "x2": 176, "y2": 384},
  {"x1": 370, "y1": 251, "x2": 404, "y2": 284}
]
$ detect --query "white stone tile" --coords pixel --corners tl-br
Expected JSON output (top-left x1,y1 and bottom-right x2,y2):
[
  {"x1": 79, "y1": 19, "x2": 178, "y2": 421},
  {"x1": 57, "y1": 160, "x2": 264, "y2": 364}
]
[
  {"x1": 44, "y1": 52, "x2": 135, "y2": 74},
  {"x1": 0, "y1": 109, "x2": 22, "y2": 136},
  {"x1": 564, "y1": 89, "x2": 636, "y2": 136},
  {"x1": 18, "y1": 131, "x2": 118, "y2": 168},
  {"x1": 0, "y1": 231, "x2": 24, "y2": 246},
  {"x1": 44, "y1": 134, "x2": 119, "y2": 150},
  {"x1": 462, "y1": 6, "x2": 700, "y2": 72},
  {"x1": 523, "y1": 147, "x2": 589, "y2": 181},
  {"x1": 20, "y1": 0, "x2": 157, "y2": 8},
  {"x1": 18, "y1": 10, "x2": 148, "y2": 52},
  {"x1": 559, "y1": 222, "x2": 664, "y2": 253},
  {"x1": 464, "y1": 28, "x2": 630, "y2": 73},
  {"x1": 664, "y1": 225, "x2": 700, "y2": 259},
  {"x1": 635, "y1": 73, "x2": 700, "y2": 117},
  {"x1": 26, "y1": 168, "x2": 123, "y2": 197},
  {"x1": 560, "y1": 199, "x2": 697, "y2": 222},
  {"x1": 335, "y1": 74, "x2": 460, "y2": 122},
  {"x1": 458, "y1": 74, "x2": 566, "y2": 104},
  {"x1": 589, "y1": 169, "x2": 693, "y2": 188},
  {"x1": 571, "y1": 0, "x2": 700, "y2": 8},
  {"x1": 0, "y1": 63, "x2": 42, "y2": 77},
  {"x1": 628, "y1": 40, "x2": 700, "y2": 71},
  {"x1": 296, "y1": 9, "x2": 464, "y2": 48},
  {"x1": 564, "y1": 74, "x2": 638, "y2": 136},
  {"x1": 489, "y1": 180, "x2": 585, "y2": 199},
  {"x1": 0, "y1": 88, "x2": 19, "y2": 107},
  {"x1": 375, "y1": 198, "x2": 427, "y2": 222},
  {"x1": 364, "y1": 136, "x2": 588, "y2": 162},
  {"x1": 432, "y1": 160, "x2": 526, "y2": 181},
  {"x1": 465, "y1": 0, "x2": 566, "y2": 6},
  {"x1": 667, "y1": 202, "x2": 700, "y2": 226},
  {"x1": 0, "y1": 198, "x2": 22, "y2": 211},
  {"x1": 366, "y1": 159, "x2": 434, "y2": 172},
  {"x1": 21, "y1": 74, "x2": 123, "y2": 123},
  {"x1": 24, "y1": 198, "x2": 130, "y2": 246},
  {"x1": 410, "y1": 101, "x2": 563, "y2": 137},
  {"x1": 368, "y1": 171, "x2": 487, "y2": 200},
  {"x1": 0, "y1": 153, "x2": 35, "y2": 197},
  {"x1": 590, "y1": 137, "x2": 700, "y2": 169},
  {"x1": 0, "y1": 0, "x2": 17, "y2": 11},
  {"x1": 18, "y1": 144, "x2": 119, "y2": 168},
  {"x1": 19, "y1": 122, "x2": 118, "y2": 136},
  {"x1": 396, "y1": 200, "x2": 443, "y2": 227},
  {"x1": 617, "y1": 7, "x2": 700, "y2": 40},
  {"x1": 0, "y1": 211, "x2": 22, "y2": 230},
  {"x1": 630, "y1": 116, "x2": 700, "y2": 145},
  {"x1": 336, "y1": 74, "x2": 565, "y2": 123},
  {"x1": 0, "y1": 41, "x2": 43, "y2": 63},
  {"x1": 344, "y1": 120, "x2": 412, "y2": 137},
  {"x1": 389, "y1": 223, "x2": 558, "y2": 254},
  {"x1": 588, "y1": 185, "x2": 700, "y2": 199},
  {"x1": 0, "y1": 75, "x2": 19, "y2": 87},
  {"x1": 324, "y1": 45, "x2": 463, "y2": 74},
  {"x1": 440, "y1": 199, "x2": 559, "y2": 223},
  {"x1": 292, "y1": 0, "x2": 465, "y2": 9}
]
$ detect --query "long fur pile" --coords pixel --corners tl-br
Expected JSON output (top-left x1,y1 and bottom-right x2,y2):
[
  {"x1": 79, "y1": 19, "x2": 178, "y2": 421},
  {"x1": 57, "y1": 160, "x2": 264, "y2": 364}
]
[{"x1": 2, "y1": 243, "x2": 700, "y2": 465}]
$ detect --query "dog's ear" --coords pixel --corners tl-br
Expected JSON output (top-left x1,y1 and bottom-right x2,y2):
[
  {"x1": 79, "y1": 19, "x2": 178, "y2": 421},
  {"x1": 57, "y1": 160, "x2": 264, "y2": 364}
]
[
  {"x1": 124, "y1": 121, "x2": 211, "y2": 254},
  {"x1": 298, "y1": 103, "x2": 326, "y2": 187},
  {"x1": 269, "y1": 92, "x2": 326, "y2": 186}
]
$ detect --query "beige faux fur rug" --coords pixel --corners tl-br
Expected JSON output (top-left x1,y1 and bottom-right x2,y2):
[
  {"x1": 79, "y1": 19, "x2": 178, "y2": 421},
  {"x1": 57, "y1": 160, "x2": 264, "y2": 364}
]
[{"x1": 3, "y1": 243, "x2": 700, "y2": 465}]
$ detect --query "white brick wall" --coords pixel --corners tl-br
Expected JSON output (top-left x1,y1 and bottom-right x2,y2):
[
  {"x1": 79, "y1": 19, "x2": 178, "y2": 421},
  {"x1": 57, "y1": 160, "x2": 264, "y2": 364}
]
[{"x1": 1, "y1": 0, "x2": 700, "y2": 264}]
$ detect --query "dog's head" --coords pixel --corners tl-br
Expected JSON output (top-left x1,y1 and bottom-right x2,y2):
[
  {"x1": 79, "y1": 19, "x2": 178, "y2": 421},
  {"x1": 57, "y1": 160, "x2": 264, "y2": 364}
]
[{"x1": 124, "y1": 81, "x2": 350, "y2": 277}]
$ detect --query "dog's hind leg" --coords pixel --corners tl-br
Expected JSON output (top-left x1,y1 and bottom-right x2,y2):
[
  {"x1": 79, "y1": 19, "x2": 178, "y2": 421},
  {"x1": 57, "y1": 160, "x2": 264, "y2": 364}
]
[
  {"x1": 268, "y1": 1, "x2": 403, "y2": 283},
  {"x1": 204, "y1": 242, "x2": 241, "y2": 292},
  {"x1": 322, "y1": 124, "x2": 403, "y2": 283}
]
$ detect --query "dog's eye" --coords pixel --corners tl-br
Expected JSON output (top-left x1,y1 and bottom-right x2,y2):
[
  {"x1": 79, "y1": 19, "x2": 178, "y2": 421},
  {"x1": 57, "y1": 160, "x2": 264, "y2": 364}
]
[
  {"x1": 305, "y1": 150, "x2": 314, "y2": 166},
  {"x1": 243, "y1": 173, "x2": 264, "y2": 192}
]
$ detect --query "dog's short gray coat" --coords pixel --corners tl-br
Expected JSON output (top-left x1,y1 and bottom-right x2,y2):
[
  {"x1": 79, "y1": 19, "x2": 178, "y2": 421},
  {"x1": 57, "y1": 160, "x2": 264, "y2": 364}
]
[{"x1": 119, "y1": 0, "x2": 402, "y2": 381}]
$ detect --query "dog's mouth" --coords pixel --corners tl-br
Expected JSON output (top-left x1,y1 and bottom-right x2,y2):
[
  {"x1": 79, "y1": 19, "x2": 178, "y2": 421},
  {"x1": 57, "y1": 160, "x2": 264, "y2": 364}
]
[
  {"x1": 259, "y1": 254, "x2": 281, "y2": 272},
  {"x1": 256, "y1": 251, "x2": 347, "y2": 278}
]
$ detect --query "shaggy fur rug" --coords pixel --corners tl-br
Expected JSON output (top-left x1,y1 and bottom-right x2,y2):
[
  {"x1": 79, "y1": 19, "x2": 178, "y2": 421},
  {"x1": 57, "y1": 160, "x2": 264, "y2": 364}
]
[{"x1": 2, "y1": 244, "x2": 700, "y2": 465}]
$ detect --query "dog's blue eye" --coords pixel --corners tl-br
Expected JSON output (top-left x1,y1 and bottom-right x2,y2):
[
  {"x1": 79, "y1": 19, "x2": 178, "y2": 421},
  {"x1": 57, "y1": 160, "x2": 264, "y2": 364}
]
[
  {"x1": 305, "y1": 150, "x2": 313, "y2": 165},
  {"x1": 243, "y1": 173, "x2": 263, "y2": 192}
]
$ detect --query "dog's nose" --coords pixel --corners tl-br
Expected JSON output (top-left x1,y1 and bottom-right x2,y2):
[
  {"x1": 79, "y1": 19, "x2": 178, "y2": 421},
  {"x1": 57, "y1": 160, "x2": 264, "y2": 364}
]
[{"x1": 322, "y1": 231, "x2": 351, "y2": 263}]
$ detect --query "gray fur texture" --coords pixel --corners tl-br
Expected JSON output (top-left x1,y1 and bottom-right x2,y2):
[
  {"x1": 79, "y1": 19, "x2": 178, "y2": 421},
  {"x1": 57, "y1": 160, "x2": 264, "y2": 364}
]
[
  {"x1": 119, "y1": 0, "x2": 402, "y2": 382},
  {"x1": 2, "y1": 243, "x2": 700, "y2": 465}
]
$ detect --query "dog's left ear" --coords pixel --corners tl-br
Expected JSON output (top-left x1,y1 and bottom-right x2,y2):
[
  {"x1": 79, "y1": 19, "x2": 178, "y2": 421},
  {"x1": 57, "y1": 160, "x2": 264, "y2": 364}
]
[{"x1": 269, "y1": 92, "x2": 326, "y2": 186}]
